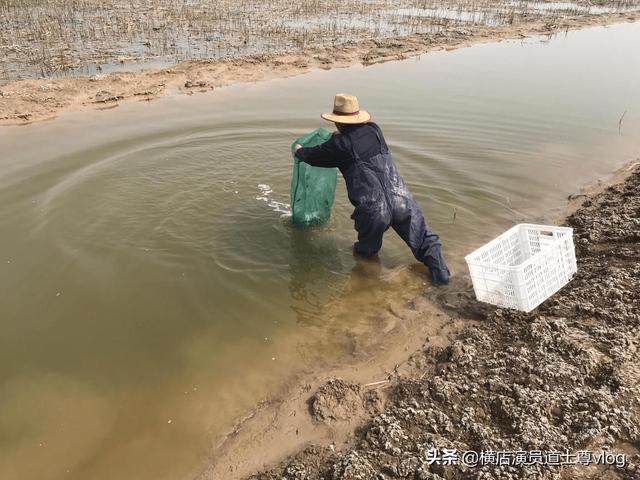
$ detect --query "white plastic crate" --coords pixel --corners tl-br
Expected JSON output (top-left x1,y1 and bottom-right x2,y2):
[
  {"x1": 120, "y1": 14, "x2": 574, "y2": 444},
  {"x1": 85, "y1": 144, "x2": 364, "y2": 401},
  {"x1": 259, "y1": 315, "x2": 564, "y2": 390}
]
[{"x1": 465, "y1": 224, "x2": 577, "y2": 312}]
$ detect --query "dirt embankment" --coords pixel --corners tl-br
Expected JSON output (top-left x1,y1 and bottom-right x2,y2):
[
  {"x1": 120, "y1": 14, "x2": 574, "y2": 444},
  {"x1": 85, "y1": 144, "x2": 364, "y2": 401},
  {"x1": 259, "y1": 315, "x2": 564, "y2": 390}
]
[
  {"x1": 247, "y1": 163, "x2": 640, "y2": 479},
  {"x1": 1, "y1": 11, "x2": 639, "y2": 126}
]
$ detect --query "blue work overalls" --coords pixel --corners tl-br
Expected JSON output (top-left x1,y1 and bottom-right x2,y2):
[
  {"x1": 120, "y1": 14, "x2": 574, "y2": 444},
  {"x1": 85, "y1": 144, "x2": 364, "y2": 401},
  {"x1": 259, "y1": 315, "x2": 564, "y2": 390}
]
[{"x1": 297, "y1": 122, "x2": 450, "y2": 284}]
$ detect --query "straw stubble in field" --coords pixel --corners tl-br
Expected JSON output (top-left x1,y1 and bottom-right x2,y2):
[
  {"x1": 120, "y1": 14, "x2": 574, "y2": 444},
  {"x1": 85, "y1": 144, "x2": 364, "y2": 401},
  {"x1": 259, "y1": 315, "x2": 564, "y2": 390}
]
[{"x1": 0, "y1": 0, "x2": 638, "y2": 82}]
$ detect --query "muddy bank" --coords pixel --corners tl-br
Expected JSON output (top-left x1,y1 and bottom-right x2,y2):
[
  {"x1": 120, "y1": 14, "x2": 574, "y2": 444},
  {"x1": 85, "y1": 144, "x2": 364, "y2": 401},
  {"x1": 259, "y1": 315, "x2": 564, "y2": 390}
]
[
  {"x1": 246, "y1": 163, "x2": 640, "y2": 479},
  {"x1": 195, "y1": 288, "x2": 472, "y2": 480},
  {"x1": 1, "y1": 11, "x2": 639, "y2": 126}
]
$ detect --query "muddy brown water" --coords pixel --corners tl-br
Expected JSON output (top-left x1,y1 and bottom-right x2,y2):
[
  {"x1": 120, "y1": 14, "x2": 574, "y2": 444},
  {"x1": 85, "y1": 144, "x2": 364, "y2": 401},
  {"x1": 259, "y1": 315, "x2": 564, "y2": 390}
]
[{"x1": 0, "y1": 22, "x2": 639, "y2": 480}]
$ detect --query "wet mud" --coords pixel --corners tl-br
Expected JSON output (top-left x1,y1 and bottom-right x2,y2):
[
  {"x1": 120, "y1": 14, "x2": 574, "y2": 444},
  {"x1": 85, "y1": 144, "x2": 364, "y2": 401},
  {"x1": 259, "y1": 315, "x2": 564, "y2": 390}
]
[{"x1": 249, "y1": 164, "x2": 640, "y2": 479}]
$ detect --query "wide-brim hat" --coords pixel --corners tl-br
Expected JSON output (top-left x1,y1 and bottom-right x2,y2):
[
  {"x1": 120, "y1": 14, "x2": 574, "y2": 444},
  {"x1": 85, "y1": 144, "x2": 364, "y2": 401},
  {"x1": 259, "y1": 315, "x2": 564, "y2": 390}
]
[{"x1": 320, "y1": 93, "x2": 371, "y2": 124}]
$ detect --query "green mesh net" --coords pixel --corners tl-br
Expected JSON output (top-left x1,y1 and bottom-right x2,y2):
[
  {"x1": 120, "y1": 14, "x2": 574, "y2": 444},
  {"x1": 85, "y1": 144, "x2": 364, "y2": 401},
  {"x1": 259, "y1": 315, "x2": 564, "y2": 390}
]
[{"x1": 290, "y1": 128, "x2": 338, "y2": 226}]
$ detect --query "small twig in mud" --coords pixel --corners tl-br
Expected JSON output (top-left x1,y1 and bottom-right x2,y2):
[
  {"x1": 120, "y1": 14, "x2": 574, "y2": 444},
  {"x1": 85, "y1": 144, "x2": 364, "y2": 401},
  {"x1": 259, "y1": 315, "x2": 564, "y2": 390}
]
[
  {"x1": 452, "y1": 207, "x2": 457, "y2": 224},
  {"x1": 364, "y1": 380, "x2": 389, "y2": 387},
  {"x1": 618, "y1": 110, "x2": 627, "y2": 134}
]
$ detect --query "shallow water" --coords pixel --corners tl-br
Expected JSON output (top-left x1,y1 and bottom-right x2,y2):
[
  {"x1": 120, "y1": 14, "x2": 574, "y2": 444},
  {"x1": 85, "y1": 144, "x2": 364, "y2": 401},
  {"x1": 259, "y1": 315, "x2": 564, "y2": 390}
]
[
  {"x1": 509, "y1": 1, "x2": 633, "y2": 15},
  {"x1": 1, "y1": 22, "x2": 639, "y2": 480}
]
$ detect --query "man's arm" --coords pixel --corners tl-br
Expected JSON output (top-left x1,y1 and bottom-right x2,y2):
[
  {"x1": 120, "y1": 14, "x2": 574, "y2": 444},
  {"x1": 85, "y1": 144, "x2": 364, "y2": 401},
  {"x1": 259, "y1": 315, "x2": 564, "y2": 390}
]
[{"x1": 294, "y1": 134, "x2": 350, "y2": 169}]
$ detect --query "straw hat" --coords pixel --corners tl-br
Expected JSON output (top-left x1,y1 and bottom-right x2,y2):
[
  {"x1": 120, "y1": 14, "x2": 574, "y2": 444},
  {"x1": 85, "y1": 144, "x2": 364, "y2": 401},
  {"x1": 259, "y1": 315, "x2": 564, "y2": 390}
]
[{"x1": 320, "y1": 93, "x2": 371, "y2": 124}]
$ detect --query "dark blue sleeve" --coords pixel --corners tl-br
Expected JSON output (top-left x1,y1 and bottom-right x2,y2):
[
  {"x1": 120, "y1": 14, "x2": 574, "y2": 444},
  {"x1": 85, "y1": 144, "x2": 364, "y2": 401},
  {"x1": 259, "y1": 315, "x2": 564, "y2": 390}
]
[{"x1": 295, "y1": 133, "x2": 350, "y2": 169}]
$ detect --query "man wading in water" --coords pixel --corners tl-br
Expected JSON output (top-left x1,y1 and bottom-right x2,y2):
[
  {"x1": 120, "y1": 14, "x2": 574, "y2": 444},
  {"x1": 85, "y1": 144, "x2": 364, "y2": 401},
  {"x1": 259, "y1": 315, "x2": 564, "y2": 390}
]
[{"x1": 295, "y1": 93, "x2": 450, "y2": 285}]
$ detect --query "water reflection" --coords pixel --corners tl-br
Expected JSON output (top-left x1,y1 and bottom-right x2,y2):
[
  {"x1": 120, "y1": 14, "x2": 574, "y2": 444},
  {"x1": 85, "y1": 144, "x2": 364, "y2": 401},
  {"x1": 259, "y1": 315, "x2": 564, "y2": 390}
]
[{"x1": 288, "y1": 223, "x2": 347, "y2": 325}]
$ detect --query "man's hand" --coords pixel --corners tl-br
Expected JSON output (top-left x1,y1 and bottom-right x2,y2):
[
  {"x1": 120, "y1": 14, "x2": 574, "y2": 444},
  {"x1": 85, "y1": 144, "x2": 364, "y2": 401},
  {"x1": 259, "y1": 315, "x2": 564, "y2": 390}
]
[{"x1": 294, "y1": 144, "x2": 302, "y2": 151}]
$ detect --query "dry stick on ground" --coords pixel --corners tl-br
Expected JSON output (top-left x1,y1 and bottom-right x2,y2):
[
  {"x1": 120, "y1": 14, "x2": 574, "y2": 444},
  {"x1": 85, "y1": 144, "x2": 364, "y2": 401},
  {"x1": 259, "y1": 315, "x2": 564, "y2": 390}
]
[{"x1": 363, "y1": 380, "x2": 389, "y2": 388}]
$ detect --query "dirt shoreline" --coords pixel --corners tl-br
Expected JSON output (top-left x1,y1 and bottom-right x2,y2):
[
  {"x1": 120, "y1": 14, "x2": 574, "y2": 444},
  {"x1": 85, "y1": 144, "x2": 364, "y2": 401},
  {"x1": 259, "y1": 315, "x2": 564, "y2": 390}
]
[
  {"x1": 194, "y1": 274, "x2": 475, "y2": 480},
  {"x1": 1, "y1": 11, "x2": 639, "y2": 126},
  {"x1": 232, "y1": 160, "x2": 639, "y2": 480}
]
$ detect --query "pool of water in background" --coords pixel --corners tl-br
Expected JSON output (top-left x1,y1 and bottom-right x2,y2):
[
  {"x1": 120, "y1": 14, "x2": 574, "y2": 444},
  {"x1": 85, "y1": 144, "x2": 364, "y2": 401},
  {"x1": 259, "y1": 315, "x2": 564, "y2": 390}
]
[{"x1": 0, "y1": 21, "x2": 638, "y2": 480}]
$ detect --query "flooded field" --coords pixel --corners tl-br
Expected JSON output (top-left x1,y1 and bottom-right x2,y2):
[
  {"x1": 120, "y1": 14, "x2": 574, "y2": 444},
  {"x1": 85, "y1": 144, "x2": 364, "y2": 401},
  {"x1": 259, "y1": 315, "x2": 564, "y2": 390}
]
[
  {"x1": 1, "y1": 21, "x2": 639, "y2": 480},
  {"x1": 0, "y1": 0, "x2": 639, "y2": 82}
]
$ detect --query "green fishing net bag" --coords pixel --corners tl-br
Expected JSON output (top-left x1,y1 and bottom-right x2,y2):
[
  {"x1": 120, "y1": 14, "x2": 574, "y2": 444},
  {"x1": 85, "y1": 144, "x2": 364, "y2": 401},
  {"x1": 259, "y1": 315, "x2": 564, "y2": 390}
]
[{"x1": 290, "y1": 128, "x2": 338, "y2": 226}]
